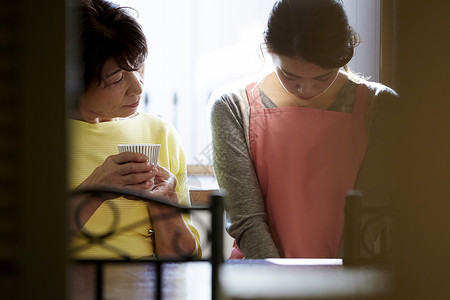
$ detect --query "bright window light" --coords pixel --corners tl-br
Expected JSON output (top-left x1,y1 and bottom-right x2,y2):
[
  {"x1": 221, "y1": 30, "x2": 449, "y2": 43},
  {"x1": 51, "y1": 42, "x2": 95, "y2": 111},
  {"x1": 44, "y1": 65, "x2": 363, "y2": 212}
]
[{"x1": 111, "y1": 0, "x2": 380, "y2": 166}]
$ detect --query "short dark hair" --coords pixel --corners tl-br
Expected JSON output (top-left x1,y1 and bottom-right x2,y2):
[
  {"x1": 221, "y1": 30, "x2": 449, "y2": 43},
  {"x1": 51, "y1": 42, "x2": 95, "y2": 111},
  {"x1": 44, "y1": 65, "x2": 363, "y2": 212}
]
[
  {"x1": 78, "y1": 0, "x2": 147, "y2": 88},
  {"x1": 263, "y1": 0, "x2": 359, "y2": 69}
]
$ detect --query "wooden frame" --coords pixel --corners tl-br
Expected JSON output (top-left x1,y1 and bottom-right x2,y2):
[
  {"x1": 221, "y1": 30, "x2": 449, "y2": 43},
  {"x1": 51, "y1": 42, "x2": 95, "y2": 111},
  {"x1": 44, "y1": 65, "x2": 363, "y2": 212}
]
[{"x1": 379, "y1": 0, "x2": 397, "y2": 87}]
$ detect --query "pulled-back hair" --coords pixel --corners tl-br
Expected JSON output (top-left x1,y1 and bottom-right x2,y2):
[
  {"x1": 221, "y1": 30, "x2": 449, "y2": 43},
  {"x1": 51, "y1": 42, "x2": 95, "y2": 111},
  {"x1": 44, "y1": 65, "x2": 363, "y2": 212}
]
[
  {"x1": 78, "y1": 0, "x2": 147, "y2": 89},
  {"x1": 263, "y1": 0, "x2": 359, "y2": 69}
]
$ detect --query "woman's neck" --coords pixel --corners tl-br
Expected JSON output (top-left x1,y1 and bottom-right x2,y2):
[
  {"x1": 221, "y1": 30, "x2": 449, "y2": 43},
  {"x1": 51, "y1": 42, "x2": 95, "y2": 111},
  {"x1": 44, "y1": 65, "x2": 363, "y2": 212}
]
[
  {"x1": 68, "y1": 108, "x2": 139, "y2": 124},
  {"x1": 260, "y1": 71, "x2": 349, "y2": 110}
]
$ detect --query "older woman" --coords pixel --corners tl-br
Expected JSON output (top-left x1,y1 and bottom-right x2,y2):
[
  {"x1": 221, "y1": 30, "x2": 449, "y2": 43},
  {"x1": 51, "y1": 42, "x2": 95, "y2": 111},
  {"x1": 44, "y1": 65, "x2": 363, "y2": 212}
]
[{"x1": 68, "y1": 0, "x2": 200, "y2": 259}]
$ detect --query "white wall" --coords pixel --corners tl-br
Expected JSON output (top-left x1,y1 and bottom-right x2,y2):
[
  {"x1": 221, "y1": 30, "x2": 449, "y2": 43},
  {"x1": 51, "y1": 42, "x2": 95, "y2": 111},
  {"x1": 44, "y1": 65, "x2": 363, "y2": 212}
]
[{"x1": 343, "y1": 0, "x2": 381, "y2": 81}]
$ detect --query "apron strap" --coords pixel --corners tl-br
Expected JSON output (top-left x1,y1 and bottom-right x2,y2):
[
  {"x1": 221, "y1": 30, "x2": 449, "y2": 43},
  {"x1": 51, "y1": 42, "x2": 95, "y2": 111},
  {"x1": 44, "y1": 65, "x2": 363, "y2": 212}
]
[{"x1": 246, "y1": 82, "x2": 264, "y2": 110}]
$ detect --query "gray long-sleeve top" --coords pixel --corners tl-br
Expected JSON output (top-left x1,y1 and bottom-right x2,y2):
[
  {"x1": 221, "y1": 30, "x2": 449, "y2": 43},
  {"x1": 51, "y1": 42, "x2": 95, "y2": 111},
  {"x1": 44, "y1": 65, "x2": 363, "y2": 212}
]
[{"x1": 209, "y1": 76, "x2": 400, "y2": 258}]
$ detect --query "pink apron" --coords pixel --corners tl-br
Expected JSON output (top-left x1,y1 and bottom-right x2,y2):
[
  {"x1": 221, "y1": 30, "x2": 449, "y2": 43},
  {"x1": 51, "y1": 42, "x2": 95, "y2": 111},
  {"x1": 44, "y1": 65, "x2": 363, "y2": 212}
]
[{"x1": 230, "y1": 82, "x2": 368, "y2": 258}]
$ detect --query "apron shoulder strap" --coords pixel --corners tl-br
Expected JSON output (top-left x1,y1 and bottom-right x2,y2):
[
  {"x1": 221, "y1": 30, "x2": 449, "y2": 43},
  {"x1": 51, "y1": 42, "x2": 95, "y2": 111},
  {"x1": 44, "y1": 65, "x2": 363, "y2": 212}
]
[{"x1": 246, "y1": 82, "x2": 264, "y2": 110}]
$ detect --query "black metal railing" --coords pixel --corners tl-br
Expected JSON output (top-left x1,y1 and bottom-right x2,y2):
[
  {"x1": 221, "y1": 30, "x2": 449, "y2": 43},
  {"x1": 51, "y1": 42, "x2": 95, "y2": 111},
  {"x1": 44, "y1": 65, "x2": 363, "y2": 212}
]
[
  {"x1": 69, "y1": 187, "x2": 224, "y2": 300},
  {"x1": 343, "y1": 190, "x2": 396, "y2": 266}
]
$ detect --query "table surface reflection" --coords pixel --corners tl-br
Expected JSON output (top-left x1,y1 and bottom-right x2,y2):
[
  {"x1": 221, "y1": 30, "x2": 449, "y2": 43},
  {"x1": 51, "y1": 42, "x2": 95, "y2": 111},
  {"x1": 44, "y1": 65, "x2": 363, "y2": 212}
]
[{"x1": 69, "y1": 259, "x2": 392, "y2": 300}]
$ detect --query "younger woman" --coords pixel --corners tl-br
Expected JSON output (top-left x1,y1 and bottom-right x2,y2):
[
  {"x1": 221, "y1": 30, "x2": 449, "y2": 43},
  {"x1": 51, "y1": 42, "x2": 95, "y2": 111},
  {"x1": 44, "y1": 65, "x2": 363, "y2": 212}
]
[{"x1": 210, "y1": 0, "x2": 399, "y2": 258}]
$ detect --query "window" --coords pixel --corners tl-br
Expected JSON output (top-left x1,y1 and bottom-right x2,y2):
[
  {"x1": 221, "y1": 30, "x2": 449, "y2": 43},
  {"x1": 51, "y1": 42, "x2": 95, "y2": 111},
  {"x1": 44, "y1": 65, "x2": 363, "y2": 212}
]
[{"x1": 113, "y1": 0, "x2": 380, "y2": 166}]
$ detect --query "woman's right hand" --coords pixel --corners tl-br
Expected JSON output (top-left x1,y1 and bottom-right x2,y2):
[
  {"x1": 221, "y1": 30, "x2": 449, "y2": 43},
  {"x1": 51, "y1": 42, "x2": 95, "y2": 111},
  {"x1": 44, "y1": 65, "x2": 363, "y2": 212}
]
[
  {"x1": 70, "y1": 152, "x2": 156, "y2": 237},
  {"x1": 77, "y1": 152, "x2": 157, "y2": 191}
]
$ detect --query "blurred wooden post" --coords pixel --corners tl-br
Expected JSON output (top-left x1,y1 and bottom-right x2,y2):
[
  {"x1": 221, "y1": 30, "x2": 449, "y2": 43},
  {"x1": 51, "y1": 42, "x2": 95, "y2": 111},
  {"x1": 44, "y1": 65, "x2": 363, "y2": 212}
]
[
  {"x1": 393, "y1": 1, "x2": 450, "y2": 299},
  {"x1": 343, "y1": 190, "x2": 362, "y2": 266},
  {"x1": 210, "y1": 192, "x2": 224, "y2": 300}
]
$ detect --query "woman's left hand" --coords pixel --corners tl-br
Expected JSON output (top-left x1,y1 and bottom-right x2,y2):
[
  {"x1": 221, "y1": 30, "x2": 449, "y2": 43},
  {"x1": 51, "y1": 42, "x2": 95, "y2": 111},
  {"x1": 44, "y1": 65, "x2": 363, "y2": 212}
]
[
  {"x1": 144, "y1": 166, "x2": 198, "y2": 258},
  {"x1": 149, "y1": 165, "x2": 178, "y2": 205}
]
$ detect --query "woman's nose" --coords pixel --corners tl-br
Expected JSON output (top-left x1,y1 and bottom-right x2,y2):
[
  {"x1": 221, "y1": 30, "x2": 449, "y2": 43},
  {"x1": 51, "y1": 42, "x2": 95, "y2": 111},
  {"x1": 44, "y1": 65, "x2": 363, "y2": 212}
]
[
  {"x1": 297, "y1": 79, "x2": 314, "y2": 94},
  {"x1": 126, "y1": 71, "x2": 144, "y2": 96}
]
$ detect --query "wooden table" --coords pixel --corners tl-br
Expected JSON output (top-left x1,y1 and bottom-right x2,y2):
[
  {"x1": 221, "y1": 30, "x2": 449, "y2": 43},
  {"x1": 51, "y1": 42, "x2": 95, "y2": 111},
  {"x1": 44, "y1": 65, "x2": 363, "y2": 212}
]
[{"x1": 68, "y1": 259, "x2": 392, "y2": 300}]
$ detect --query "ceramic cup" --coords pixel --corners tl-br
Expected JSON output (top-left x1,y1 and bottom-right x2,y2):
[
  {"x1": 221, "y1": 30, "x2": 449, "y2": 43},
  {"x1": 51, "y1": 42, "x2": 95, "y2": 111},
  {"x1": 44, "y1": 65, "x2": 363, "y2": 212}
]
[{"x1": 117, "y1": 144, "x2": 161, "y2": 165}]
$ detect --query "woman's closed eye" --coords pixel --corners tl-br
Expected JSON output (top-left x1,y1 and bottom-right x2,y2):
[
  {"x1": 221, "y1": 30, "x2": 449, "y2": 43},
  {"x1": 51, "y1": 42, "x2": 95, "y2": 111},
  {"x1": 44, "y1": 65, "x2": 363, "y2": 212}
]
[
  {"x1": 281, "y1": 71, "x2": 298, "y2": 81},
  {"x1": 284, "y1": 73, "x2": 329, "y2": 82},
  {"x1": 104, "y1": 73, "x2": 124, "y2": 87},
  {"x1": 112, "y1": 73, "x2": 124, "y2": 84},
  {"x1": 317, "y1": 76, "x2": 331, "y2": 82}
]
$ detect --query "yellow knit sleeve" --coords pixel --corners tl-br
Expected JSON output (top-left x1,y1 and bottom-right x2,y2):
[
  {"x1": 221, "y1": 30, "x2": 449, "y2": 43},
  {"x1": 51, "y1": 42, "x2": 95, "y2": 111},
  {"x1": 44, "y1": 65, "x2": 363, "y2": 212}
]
[{"x1": 166, "y1": 127, "x2": 202, "y2": 259}]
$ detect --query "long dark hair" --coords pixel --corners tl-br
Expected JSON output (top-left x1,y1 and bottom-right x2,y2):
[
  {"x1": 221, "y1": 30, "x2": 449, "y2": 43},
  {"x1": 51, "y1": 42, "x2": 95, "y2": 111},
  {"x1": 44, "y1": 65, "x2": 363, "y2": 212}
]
[
  {"x1": 78, "y1": 0, "x2": 147, "y2": 89},
  {"x1": 263, "y1": 0, "x2": 359, "y2": 69}
]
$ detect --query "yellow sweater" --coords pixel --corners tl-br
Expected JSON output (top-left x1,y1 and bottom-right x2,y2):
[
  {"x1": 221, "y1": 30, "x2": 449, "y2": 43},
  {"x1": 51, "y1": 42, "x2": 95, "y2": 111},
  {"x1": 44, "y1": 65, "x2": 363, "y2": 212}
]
[{"x1": 68, "y1": 113, "x2": 200, "y2": 259}]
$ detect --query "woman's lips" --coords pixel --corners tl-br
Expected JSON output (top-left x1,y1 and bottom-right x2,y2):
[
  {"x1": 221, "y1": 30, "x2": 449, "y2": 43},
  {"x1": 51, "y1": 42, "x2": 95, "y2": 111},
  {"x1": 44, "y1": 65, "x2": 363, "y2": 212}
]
[
  {"x1": 298, "y1": 95, "x2": 315, "y2": 101},
  {"x1": 124, "y1": 101, "x2": 139, "y2": 108}
]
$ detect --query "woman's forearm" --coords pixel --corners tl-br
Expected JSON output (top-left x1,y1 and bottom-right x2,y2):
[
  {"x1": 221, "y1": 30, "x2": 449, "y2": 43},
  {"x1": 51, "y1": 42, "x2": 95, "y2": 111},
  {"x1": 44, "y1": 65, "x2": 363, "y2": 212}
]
[
  {"x1": 148, "y1": 204, "x2": 198, "y2": 258},
  {"x1": 210, "y1": 94, "x2": 280, "y2": 258}
]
